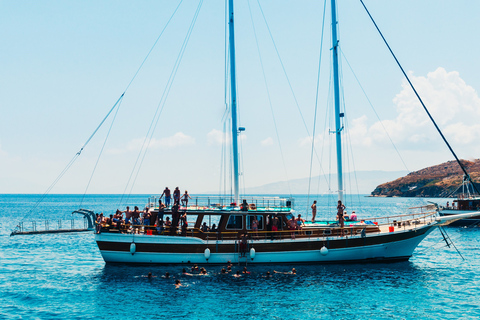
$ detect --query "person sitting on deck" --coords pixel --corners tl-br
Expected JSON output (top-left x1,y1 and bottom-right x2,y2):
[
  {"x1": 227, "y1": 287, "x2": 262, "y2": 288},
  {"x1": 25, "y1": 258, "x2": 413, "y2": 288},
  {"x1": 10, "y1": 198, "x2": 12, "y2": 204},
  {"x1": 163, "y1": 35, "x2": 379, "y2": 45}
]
[
  {"x1": 106, "y1": 214, "x2": 114, "y2": 228},
  {"x1": 164, "y1": 217, "x2": 171, "y2": 233},
  {"x1": 181, "y1": 190, "x2": 192, "y2": 207},
  {"x1": 240, "y1": 200, "x2": 248, "y2": 211},
  {"x1": 210, "y1": 224, "x2": 217, "y2": 232},
  {"x1": 350, "y1": 211, "x2": 357, "y2": 221},
  {"x1": 343, "y1": 211, "x2": 349, "y2": 220},
  {"x1": 272, "y1": 215, "x2": 279, "y2": 231},
  {"x1": 288, "y1": 216, "x2": 296, "y2": 239},
  {"x1": 251, "y1": 216, "x2": 259, "y2": 238},
  {"x1": 296, "y1": 214, "x2": 305, "y2": 230},
  {"x1": 201, "y1": 222, "x2": 210, "y2": 232},
  {"x1": 113, "y1": 209, "x2": 122, "y2": 224},
  {"x1": 156, "y1": 218, "x2": 164, "y2": 234}
]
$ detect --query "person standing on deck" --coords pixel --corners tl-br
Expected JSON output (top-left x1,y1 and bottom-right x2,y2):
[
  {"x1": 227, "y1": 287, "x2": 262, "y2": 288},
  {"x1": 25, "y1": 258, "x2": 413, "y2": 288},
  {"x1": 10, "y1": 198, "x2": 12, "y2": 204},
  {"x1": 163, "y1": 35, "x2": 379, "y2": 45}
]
[
  {"x1": 170, "y1": 204, "x2": 180, "y2": 235},
  {"x1": 158, "y1": 200, "x2": 166, "y2": 221},
  {"x1": 150, "y1": 206, "x2": 157, "y2": 230},
  {"x1": 132, "y1": 206, "x2": 141, "y2": 228},
  {"x1": 160, "y1": 187, "x2": 171, "y2": 208},
  {"x1": 337, "y1": 200, "x2": 346, "y2": 234},
  {"x1": 143, "y1": 207, "x2": 151, "y2": 230},
  {"x1": 173, "y1": 187, "x2": 181, "y2": 206},
  {"x1": 311, "y1": 200, "x2": 317, "y2": 223},
  {"x1": 124, "y1": 206, "x2": 132, "y2": 225}
]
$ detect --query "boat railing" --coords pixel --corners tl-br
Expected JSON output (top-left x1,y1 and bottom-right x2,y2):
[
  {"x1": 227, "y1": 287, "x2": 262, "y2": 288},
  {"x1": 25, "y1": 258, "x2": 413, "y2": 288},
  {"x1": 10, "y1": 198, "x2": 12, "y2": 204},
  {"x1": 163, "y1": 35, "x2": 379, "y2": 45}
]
[
  {"x1": 146, "y1": 195, "x2": 294, "y2": 210},
  {"x1": 358, "y1": 209, "x2": 437, "y2": 228},
  {"x1": 11, "y1": 218, "x2": 91, "y2": 236},
  {"x1": 98, "y1": 212, "x2": 435, "y2": 239}
]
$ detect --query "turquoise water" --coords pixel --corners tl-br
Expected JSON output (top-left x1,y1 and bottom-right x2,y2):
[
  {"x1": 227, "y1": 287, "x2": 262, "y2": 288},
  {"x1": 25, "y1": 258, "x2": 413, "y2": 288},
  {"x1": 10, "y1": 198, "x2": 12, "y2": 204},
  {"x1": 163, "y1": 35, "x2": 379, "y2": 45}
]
[{"x1": 1, "y1": 194, "x2": 480, "y2": 319}]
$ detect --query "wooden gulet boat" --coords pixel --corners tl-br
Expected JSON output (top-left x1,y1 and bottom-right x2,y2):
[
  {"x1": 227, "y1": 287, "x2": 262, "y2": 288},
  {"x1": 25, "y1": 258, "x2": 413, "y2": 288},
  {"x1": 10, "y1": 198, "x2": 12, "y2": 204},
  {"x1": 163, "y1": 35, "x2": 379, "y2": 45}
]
[
  {"x1": 91, "y1": 0, "x2": 478, "y2": 264},
  {"x1": 94, "y1": 197, "x2": 475, "y2": 264}
]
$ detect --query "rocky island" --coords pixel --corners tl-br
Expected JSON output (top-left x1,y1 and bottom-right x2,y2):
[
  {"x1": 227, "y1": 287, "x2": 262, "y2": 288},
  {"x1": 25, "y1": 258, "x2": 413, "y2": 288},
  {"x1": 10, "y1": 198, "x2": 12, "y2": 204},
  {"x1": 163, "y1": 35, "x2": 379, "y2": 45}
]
[{"x1": 371, "y1": 159, "x2": 480, "y2": 197}]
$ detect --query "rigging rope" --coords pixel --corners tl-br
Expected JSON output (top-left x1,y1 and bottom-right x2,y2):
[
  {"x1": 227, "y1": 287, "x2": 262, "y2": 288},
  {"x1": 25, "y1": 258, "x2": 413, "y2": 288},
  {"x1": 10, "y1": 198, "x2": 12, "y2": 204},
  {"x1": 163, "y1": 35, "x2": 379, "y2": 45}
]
[
  {"x1": 120, "y1": 0, "x2": 204, "y2": 206},
  {"x1": 80, "y1": 97, "x2": 124, "y2": 207},
  {"x1": 255, "y1": 0, "x2": 332, "y2": 200},
  {"x1": 339, "y1": 49, "x2": 410, "y2": 173},
  {"x1": 13, "y1": 94, "x2": 124, "y2": 229},
  {"x1": 359, "y1": 0, "x2": 479, "y2": 194},
  {"x1": 256, "y1": 0, "x2": 310, "y2": 136},
  {"x1": 12, "y1": 0, "x2": 185, "y2": 230},
  {"x1": 307, "y1": 0, "x2": 328, "y2": 219},
  {"x1": 248, "y1": 0, "x2": 292, "y2": 197}
]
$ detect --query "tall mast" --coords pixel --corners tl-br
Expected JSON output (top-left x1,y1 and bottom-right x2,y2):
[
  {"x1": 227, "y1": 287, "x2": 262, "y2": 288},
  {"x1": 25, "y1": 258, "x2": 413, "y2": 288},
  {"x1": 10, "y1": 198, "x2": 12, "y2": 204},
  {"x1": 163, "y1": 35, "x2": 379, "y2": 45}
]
[
  {"x1": 228, "y1": 0, "x2": 240, "y2": 204},
  {"x1": 331, "y1": 0, "x2": 344, "y2": 203}
]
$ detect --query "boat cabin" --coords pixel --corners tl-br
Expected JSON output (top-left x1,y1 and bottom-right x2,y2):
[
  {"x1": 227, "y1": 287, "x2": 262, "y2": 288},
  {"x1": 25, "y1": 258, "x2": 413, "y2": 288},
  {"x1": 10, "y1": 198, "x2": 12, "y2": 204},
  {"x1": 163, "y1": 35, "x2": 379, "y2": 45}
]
[
  {"x1": 453, "y1": 198, "x2": 480, "y2": 211},
  {"x1": 98, "y1": 196, "x2": 383, "y2": 240}
]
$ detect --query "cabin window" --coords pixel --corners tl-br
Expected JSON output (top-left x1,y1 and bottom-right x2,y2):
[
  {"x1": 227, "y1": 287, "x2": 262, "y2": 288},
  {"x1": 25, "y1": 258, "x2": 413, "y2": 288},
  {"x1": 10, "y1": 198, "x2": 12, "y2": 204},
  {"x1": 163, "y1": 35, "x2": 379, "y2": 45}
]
[
  {"x1": 226, "y1": 215, "x2": 243, "y2": 230},
  {"x1": 247, "y1": 215, "x2": 264, "y2": 230}
]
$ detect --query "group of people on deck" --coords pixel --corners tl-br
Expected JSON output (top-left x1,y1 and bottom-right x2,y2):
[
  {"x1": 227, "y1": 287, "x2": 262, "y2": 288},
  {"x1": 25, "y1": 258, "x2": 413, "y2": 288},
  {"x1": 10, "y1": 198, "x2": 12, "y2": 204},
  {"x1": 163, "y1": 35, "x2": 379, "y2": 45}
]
[
  {"x1": 160, "y1": 187, "x2": 192, "y2": 208},
  {"x1": 310, "y1": 199, "x2": 357, "y2": 226},
  {"x1": 95, "y1": 187, "x2": 193, "y2": 234}
]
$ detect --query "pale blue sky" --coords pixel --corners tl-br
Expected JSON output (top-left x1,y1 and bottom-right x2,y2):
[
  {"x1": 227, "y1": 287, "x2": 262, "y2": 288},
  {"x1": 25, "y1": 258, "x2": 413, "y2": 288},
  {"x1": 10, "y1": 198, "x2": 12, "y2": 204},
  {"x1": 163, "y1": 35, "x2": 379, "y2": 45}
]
[{"x1": 1, "y1": 0, "x2": 480, "y2": 194}]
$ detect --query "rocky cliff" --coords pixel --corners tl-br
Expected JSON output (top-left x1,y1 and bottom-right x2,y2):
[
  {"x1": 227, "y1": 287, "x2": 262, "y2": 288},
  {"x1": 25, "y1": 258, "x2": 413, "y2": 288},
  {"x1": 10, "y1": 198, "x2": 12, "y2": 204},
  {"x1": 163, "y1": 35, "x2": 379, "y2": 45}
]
[{"x1": 371, "y1": 159, "x2": 480, "y2": 197}]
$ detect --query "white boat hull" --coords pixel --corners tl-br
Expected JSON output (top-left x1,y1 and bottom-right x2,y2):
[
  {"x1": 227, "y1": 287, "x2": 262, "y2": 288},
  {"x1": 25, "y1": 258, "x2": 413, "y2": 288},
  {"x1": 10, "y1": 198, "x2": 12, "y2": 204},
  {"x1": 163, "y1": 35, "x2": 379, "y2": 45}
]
[{"x1": 95, "y1": 224, "x2": 436, "y2": 264}]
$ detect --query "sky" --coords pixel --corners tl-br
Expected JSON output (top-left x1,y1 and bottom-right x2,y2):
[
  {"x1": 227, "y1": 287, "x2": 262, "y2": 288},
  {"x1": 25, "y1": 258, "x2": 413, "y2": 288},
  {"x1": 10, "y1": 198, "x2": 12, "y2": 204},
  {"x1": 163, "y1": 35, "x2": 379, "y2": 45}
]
[{"x1": 1, "y1": 0, "x2": 480, "y2": 195}]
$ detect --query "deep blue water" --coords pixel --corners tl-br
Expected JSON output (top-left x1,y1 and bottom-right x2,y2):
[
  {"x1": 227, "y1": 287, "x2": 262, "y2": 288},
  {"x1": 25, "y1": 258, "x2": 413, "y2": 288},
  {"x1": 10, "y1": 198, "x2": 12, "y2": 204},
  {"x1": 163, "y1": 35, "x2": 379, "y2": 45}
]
[{"x1": 1, "y1": 194, "x2": 480, "y2": 319}]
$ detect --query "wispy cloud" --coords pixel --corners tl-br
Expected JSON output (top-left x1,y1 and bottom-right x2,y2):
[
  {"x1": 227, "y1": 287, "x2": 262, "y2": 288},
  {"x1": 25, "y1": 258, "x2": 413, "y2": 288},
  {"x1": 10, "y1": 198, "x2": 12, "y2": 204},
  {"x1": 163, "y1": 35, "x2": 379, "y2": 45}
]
[
  {"x1": 108, "y1": 132, "x2": 195, "y2": 154},
  {"x1": 260, "y1": 137, "x2": 274, "y2": 146},
  {"x1": 207, "y1": 129, "x2": 229, "y2": 145},
  {"x1": 207, "y1": 129, "x2": 246, "y2": 146}
]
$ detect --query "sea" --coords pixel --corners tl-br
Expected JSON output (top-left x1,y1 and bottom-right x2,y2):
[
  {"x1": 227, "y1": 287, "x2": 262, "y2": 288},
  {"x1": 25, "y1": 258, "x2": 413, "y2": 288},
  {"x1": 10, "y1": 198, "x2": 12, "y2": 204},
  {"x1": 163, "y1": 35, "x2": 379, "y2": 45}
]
[{"x1": 1, "y1": 194, "x2": 479, "y2": 320}]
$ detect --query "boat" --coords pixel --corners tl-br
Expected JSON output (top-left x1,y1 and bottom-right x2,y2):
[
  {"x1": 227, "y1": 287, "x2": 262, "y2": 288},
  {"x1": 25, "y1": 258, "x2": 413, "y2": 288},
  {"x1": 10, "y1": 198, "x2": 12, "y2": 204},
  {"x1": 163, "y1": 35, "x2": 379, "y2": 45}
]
[
  {"x1": 437, "y1": 177, "x2": 480, "y2": 227},
  {"x1": 91, "y1": 0, "x2": 477, "y2": 264}
]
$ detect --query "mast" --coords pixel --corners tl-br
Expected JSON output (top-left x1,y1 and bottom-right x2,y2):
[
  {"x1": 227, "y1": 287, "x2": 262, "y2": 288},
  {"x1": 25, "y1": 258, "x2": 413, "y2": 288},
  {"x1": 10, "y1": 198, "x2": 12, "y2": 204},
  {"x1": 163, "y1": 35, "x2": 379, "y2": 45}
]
[
  {"x1": 228, "y1": 0, "x2": 240, "y2": 204},
  {"x1": 331, "y1": 0, "x2": 344, "y2": 203}
]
